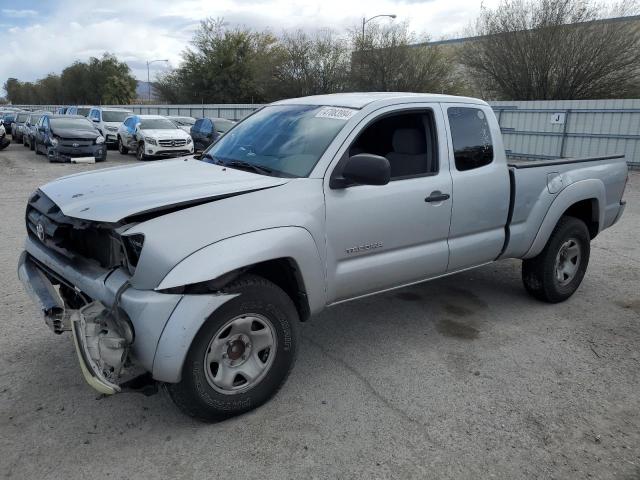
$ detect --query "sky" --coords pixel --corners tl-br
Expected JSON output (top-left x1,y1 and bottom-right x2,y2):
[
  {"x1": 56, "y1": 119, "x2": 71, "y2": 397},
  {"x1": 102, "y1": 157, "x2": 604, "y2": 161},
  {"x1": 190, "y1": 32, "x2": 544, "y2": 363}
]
[{"x1": 0, "y1": 0, "x2": 619, "y2": 86}]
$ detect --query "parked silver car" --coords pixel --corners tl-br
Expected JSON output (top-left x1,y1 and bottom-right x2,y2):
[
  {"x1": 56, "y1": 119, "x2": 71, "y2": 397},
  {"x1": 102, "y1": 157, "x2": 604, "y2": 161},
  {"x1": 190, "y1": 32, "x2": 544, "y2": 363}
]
[{"x1": 18, "y1": 93, "x2": 628, "y2": 421}]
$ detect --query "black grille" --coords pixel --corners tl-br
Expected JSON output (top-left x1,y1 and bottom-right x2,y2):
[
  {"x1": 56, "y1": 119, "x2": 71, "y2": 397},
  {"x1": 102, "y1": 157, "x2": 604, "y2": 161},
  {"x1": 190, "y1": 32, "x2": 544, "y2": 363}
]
[
  {"x1": 26, "y1": 191, "x2": 123, "y2": 269},
  {"x1": 60, "y1": 139, "x2": 93, "y2": 147}
]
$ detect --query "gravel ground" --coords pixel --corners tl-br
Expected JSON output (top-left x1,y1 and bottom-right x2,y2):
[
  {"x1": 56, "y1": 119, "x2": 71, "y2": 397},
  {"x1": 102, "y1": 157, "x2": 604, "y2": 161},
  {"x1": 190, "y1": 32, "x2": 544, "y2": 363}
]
[{"x1": 1, "y1": 140, "x2": 639, "y2": 480}]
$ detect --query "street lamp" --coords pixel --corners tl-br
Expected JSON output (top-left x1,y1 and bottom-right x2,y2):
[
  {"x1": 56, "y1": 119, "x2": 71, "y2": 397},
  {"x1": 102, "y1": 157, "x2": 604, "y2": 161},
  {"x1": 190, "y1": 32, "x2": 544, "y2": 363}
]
[
  {"x1": 362, "y1": 14, "x2": 397, "y2": 42},
  {"x1": 146, "y1": 59, "x2": 169, "y2": 102}
]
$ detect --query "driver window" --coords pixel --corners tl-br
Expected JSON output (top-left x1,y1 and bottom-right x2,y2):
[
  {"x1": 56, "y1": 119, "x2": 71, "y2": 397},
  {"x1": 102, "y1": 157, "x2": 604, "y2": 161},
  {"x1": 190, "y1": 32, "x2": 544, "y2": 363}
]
[{"x1": 348, "y1": 111, "x2": 438, "y2": 179}]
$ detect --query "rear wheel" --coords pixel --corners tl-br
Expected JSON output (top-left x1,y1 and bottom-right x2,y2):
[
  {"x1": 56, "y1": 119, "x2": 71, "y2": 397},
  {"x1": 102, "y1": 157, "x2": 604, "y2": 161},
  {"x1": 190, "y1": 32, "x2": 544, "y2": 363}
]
[
  {"x1": 522, "y1": 216, "x2": 590, "y2": 303},
  {"x1": 117, "y1": 136, "x2": 128, "y2": 154},
  {"x1": 166, "y1": 274, "x2": 299, "y2": 422},
  {"x1": 29, "y1": 136, "x2": 35, "y2": 151}
]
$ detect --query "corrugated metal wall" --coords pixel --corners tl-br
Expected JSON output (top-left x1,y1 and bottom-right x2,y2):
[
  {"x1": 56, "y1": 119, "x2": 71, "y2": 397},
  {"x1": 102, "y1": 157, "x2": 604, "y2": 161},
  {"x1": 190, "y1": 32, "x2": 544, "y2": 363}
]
[
  {"x1": 490, "y1": 99, "x2": 640, "y2": 167},
  {"x1": 11, "y1": 99, "x2": 640, "y2": 166}
]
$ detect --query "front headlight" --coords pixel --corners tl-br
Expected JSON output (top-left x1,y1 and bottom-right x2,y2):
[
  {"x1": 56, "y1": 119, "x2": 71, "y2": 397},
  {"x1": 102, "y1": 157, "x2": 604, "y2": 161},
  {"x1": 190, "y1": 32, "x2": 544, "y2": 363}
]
[
  {"x1": 186, "y1": 137, "x2": 192, "y2": 144},
  {"x1": 122, "y1": 234, "x2": 145, "y2": 269},
  {"x1": 144, "y1": 137, "x2": 157, "y2": 146},
  {"x1": 105, "y1": 126, "x2": 118, "y2": 132},
  {"x1": 50, "y1": 137, "x2": 59, "y2": 146},
  {"x1": 96, "y1": 136, "x2": 105, "y2": 144}
]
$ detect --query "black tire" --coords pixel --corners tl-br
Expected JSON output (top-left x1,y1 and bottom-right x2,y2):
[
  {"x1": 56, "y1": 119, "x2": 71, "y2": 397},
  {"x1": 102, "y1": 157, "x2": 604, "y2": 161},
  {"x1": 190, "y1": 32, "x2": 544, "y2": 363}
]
[
  {"x1": 34, "y1": 139, "x2": 43, "y2": 155},
  {"x1": 23, "y1": 136, "x2": 28, "y2": 147},
  {"x1": 522, "y1": 216, "x2": 591, "y2": 303},
  {"x1": 117, "y1": 136, "x2": 128, "y2": 154},
  {"x1": 136, "y1": 142, "x2": 147, "y2": 161},
  {"x1": 166, "y1": 274, "x2": 299, "y2": 422},
  {"x1": 29, "y1": 137, "x2": 35, "y2": 151}
]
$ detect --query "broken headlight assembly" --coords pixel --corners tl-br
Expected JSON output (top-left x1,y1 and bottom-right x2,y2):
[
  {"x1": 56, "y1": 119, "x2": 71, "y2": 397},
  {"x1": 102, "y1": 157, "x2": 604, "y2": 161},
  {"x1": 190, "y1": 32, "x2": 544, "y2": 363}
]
[{"x1": 121, "y1": 234, "x2": 145, "y2": 272}]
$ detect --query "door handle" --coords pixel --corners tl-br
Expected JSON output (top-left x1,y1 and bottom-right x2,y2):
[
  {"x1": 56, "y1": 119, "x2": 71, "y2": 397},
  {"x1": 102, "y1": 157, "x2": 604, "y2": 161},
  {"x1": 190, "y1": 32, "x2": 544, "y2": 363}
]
[{"x1": 425, "y1": 192, "x2": 450, "y2": 203}]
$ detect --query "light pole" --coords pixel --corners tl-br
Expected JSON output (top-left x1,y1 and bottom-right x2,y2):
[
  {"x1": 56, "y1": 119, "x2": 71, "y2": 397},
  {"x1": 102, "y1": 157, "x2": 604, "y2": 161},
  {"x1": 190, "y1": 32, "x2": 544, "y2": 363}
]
[
  {"x1": 361, "y1": 14, "x2": 396, "y2": 43},
  {"x1": 146, "y1": 59, "x2": 169, "y2": 102}
]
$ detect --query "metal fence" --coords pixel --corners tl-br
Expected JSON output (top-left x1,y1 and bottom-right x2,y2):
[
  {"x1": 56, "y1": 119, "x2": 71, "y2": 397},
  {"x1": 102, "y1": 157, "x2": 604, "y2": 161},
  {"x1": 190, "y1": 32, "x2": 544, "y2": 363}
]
[
  {"x1": 491, "y1": 99, "x2": 640, "y2": 168},
  {"x1": 10, "y1": 99, "x2": 640, "y2": 167}
]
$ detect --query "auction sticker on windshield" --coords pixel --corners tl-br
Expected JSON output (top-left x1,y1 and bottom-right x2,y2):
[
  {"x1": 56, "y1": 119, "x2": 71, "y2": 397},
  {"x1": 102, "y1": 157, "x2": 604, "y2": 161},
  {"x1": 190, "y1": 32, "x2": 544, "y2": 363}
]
[{"x1": 315, "y1": 107, "x2": 357, "y2": 120}]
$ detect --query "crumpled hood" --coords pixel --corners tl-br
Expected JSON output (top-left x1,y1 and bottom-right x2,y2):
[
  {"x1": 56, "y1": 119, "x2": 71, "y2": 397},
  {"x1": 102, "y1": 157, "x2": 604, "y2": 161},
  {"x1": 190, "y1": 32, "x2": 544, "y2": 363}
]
[{"x1": 40, "y1": 158, "x2": 290, "y2": 223}]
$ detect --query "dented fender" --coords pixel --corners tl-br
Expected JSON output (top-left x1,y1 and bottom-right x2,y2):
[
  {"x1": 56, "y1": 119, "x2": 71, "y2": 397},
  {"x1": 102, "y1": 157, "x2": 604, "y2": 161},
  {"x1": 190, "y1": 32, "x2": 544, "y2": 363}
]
[{"x1": 157, "y1": 227, "x2": 327, "y2": 315}]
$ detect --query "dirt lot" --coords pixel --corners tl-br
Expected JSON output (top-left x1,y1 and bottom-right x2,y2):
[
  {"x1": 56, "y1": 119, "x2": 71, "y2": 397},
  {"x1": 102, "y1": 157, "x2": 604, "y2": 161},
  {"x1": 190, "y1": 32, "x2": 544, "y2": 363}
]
[{"x1": 1, "y1": 140, "x2": 639, "y2": 479}]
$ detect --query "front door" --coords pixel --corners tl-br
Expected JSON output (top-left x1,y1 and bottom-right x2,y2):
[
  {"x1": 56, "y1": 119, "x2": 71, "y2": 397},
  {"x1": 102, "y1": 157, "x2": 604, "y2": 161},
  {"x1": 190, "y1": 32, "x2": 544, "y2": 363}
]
[{"x1": 324, "y1": 105, "x2": 452, "y2": 303}]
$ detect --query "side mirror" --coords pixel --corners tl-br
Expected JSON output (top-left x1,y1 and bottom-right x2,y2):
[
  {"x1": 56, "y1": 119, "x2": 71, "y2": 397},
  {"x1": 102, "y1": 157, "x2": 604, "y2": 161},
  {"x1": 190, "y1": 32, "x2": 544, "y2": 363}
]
[
  {"x1": 39, "y1": 126, "x2": 46, "y2": 132},
  {"x1": 92, "y1": 118, "x2": 99, "y2": 122},
  {"x1": 330, "y1": 153, "x2": 390, "y2": 189}
]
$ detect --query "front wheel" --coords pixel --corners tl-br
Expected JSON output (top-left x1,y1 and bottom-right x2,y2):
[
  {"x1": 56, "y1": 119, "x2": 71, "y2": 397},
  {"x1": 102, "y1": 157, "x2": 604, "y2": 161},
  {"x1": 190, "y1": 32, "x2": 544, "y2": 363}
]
[
  {"x1": 136, "y1": 143, "x2": 147, "y2": 161},
  {"x1": 117, "y1": 136, "x2": 128, "y2": 154},
  {"x1": 29, "y1": 137, "x2": 35, "y2": 151},
  {"x1": 522, "y1": 216, "x2": 591, "y2": 303},
  {"x1": 166, "y1": 274, "x2": 299, "y2": 422}
]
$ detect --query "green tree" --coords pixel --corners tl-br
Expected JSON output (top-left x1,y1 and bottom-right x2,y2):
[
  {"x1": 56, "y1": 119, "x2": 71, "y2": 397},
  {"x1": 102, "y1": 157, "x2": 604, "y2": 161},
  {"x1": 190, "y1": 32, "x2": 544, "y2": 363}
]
[{"x1": 156, "y1": 18, "x2": 283, "y2": 103}]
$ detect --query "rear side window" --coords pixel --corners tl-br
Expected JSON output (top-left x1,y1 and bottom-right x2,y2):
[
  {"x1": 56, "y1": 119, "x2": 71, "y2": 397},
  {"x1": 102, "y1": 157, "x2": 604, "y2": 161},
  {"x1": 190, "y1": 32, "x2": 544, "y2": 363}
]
[
  {"x1": 193, "y1": 119, "x2": 203, "y2": 132},
  {"x1": 447, "y1": 107, "x2": 493, "y2": 171}
]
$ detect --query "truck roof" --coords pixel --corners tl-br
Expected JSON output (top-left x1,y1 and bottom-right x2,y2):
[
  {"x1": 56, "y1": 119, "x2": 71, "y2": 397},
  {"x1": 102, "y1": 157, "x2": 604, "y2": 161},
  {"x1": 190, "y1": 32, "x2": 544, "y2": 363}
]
[{"x1": 272, "y1": 92, "x2": 488, "y2": 109}]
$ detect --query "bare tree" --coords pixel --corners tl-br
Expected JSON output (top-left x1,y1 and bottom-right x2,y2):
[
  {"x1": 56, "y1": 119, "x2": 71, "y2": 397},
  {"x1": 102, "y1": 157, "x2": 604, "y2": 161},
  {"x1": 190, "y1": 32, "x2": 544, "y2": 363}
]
[
  {"x1": 350, "y1": 21, "x2": 465, "y2": 94},
  {"x1": 459, "y1": 0, "x2": 640, "y2": 99},
  {"x1": 275, "y1": 29, "x2": 350, "y2": 97}
]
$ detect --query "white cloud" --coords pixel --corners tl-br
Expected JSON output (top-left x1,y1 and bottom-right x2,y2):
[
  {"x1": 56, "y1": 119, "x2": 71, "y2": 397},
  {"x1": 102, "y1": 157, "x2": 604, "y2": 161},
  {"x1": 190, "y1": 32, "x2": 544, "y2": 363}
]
[{"x1": 0, "y1": 0, "x2": 620, "y2": 87}]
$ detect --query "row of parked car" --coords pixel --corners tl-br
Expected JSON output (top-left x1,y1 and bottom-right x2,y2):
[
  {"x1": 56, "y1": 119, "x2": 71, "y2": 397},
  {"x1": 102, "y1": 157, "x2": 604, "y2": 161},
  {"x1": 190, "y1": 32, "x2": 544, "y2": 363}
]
[{"x1": 0, "y1": 106, "x2": 235, "y2": 163}]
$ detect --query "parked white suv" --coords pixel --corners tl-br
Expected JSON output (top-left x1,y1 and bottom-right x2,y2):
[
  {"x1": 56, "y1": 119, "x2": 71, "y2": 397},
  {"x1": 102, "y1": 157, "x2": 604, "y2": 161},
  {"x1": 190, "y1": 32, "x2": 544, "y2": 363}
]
[
  {"x1": 117, "y1": 114, "x2": 193, "y2": 160},
  {"x1": 88, "y1": 107, "x2": 132, "y2": 148}
]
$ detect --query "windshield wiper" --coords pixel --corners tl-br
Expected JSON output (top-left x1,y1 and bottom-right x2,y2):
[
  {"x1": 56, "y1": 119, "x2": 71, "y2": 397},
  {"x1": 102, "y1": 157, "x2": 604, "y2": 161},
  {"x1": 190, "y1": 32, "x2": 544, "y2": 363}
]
[{"x1": 223, "y1": 160, "x2": 275, "y2": 176}]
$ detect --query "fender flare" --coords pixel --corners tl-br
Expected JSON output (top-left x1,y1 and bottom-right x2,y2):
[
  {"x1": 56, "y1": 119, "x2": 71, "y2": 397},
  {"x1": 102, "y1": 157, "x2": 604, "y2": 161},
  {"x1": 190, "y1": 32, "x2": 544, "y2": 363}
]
[
  {"x1": 157, "y1": 226, "x2": 326, "y2": 314},
  {"x1": 523, "y1": 179, "x2": 605, "y2": 259}
]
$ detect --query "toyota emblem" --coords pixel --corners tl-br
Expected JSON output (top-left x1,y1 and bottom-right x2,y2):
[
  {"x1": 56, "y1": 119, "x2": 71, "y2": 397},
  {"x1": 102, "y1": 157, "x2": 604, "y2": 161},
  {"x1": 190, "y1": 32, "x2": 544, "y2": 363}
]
[
  {"x1": 72, "y1": 142, "x2": 79, "y2": 148},
  {"x1": 36, "y1": 222, "x2": 45, "y2": 241},
  {"x1": 171, "y1": 140, "x2": 176, "y2": 147}
]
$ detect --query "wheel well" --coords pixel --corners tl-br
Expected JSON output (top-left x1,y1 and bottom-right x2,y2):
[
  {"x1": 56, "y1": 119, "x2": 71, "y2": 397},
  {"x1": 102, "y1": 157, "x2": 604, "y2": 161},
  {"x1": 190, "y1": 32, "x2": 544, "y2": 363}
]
[
  {"x1": 564, "y1": 199, "x2": 599, "y2": 239},
  {"x1": 168, "y1": 257, "x2": 311, "y2": 322},
  {"x1": 244, "y1": 258, "x2": 310, "y2": 321}
]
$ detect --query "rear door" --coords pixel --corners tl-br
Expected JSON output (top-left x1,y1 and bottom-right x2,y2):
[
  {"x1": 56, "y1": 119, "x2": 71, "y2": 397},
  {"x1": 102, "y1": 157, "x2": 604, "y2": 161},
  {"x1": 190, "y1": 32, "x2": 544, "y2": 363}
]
[
  {"x1": 324, "y1": 104, "x2": 452, "y2": 303},
  {"x1": 443, "y1": 104, "x2": 510, "y2": 271}
]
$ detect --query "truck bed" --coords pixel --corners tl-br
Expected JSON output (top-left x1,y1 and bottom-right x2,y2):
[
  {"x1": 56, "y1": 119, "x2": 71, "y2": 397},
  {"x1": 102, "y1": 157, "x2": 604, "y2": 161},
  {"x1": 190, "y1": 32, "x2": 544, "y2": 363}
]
[{"x1": 500, "y1": 154, "x2": 628, "y2": 260}]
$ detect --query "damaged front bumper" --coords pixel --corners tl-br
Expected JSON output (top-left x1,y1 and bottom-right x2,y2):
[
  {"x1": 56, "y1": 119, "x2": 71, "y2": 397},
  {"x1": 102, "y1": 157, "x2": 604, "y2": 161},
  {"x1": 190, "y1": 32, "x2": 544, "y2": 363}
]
[
  {"x1": 18, "y1": 237, "x2": 236, "y2": 394},
  {"x1": 70, "y1": 302, "x2": 132, "y2": 395}
]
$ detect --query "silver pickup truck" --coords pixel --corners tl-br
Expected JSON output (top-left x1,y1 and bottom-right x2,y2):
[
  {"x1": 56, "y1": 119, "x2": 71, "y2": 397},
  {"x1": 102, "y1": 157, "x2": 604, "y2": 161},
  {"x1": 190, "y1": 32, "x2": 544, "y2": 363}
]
[{"x1": 18, "y1": 93, "x2": 628, "y2": 421}]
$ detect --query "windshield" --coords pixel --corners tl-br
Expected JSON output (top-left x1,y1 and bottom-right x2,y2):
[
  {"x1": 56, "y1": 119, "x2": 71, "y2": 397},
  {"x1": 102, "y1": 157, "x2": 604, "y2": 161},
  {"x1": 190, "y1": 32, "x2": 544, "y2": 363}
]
[
  {"x1": 16, "y1": 113, "x2": 29, "y2": 122},
  {"x1": 51, "y1": 118, "x2": 95, "y2": 130},
  {"x1": 203, "y1": 105, "x2": 352, "y2": 177},
  {"x1": 140, "y1": 118, "x2": 177, "y2": 130},
  {"x1": 103, "y1": 111, "x2": 130, "y2": 122},
  {"x1": 215, "y1": 119, "x2": 235, "y2": 133},
  {"x1": 170, "y1": 117, "x2": 195, "y2": 126}
]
